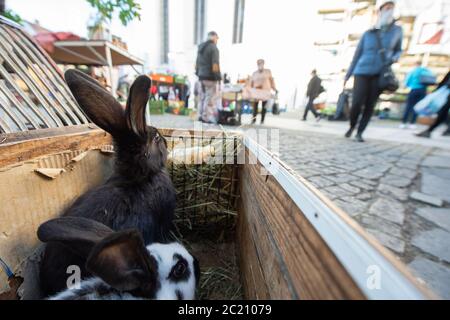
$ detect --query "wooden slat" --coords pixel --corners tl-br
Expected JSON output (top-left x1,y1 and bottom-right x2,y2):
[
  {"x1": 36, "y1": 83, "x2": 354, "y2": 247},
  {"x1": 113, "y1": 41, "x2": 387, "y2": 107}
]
[
  {"x1": 238, "y1": 149, "x2": 365, "y2": 299},
  {"x1": 0, "y1": 30, "x2": 82, "y2": 125},
  {"x1": 9, "y1": 27, "x2": 82, "y2": 110},
  {"x1": 0, "y1": 104, "x2": 13, "y2": 133},
  {"x1": 0, "y1": 64, "x2": 57, "y2": 127},
  {"x1": 0, "y1": 41, "x2": 71, "y2": 126},
  {"x1": 2, "y1": 25, "x2": 87, "y2": 123},
  {"x1": 0, "y1": 82, "x2": 46, "y2": 129},
  {"x1": 0, "y1": 82, "x2": 41, "y2": 129},
  {"x1": 0, "y1": 125, "x2": 111, "y2": 169},
  {"x1": 0, "y1": 92, "x2": 28, "y2": 131}
]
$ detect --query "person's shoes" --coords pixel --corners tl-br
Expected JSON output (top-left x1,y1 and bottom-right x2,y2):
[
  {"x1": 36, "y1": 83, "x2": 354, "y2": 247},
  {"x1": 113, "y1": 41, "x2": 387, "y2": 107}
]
[
  {"x1": 355, "y1": 133, "x2": 365, "y2": 142},
  {"x1": 345, "y1": 128, "x2": 354, "y2": 138},
  {"x1": 408, "y1": 124, "x2": 417, "y2": 130},
  {"x1": 442, "y1": 130, "x2": 450, "y2": 136},
  {"x1": 415, "y1": 130, "x2": 431, "y2": 138},
  {"x1": 316, "y1": 115, "x2": 322, "y2": 122},
  {"x1": 399, "y1": 123, "x2": 407, "y2": 129},
  {"x1": 302, "y1": 118, "x2": 307, "y2": 121}
]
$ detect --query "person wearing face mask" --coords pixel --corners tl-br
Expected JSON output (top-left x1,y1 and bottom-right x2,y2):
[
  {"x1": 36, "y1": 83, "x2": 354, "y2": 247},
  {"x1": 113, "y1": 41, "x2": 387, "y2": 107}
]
[
  {"x1": 344, "y1": 0, "x2": 403, "y2": 142},
  {"x1": 250, "y1": 59, "x2": 277, "y2": 124}
]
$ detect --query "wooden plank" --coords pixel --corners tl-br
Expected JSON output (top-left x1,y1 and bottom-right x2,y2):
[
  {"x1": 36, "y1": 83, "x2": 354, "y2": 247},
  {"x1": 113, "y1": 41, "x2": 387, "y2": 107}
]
[
  {"x1": 238, "y1": 169, "x2": 295, "y2": 299},
  {"x1": 0, "y1": 31, "x2": 82, "y2": 125},
  {"x1": 0, "y1": 126, "x2": 111, "y2": 169},
  {"x1": 238, "y1": 150, "x2": 365, "y2": 299},
  {"x1": 237, "y1": 201, "x2": 271, "y2": 300}
]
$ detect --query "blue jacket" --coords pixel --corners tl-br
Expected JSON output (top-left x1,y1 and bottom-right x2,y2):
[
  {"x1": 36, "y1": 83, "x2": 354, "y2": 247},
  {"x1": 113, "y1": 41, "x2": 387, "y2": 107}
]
[
  {"x1": 405, "y1": 67, "x2": 434, "y2": 90},
  {"x1": 345, "y1": 23, "x2": 403, "y2": 81}
]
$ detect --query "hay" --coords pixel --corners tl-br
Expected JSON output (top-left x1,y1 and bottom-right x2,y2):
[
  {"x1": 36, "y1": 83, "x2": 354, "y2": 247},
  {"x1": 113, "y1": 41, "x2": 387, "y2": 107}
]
[
  {"x1": 167, "y1": 135, "x2": 240, "y2": 232},
  {"x1": 165, "y1": 132, "x2": 243, "y2": 300}
]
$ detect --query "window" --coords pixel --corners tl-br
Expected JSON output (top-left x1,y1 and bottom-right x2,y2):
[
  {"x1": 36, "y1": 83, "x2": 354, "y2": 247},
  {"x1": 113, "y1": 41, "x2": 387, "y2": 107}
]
[
  {"x1": 194, "y1": 0, "x2": 206, "y2": 44},
  {"x1": 233, "y1": 0, "x2": 245, "y2": 44},
  {"x1": 161, "y1": 0, "x2": 169, "y2": 64}
]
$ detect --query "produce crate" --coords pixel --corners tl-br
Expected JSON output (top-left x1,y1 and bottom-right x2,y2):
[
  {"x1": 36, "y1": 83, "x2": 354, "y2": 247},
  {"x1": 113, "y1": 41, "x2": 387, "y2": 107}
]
[
  {"x1": 0, "y1": 127, "x2": 436, "y2": 300},
  {"x1": 148, "y1": 100, "x2": 167, "y2": 115}
]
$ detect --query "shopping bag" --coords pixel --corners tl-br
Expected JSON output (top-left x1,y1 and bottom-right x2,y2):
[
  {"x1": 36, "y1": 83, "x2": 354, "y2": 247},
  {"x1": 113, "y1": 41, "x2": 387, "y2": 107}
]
[
  {"x1": 334, "y1": 90, "x2": 350, "y2": 120},
  {"x1": 414, "y1": 86, "x2": 450, "y2": 116}
]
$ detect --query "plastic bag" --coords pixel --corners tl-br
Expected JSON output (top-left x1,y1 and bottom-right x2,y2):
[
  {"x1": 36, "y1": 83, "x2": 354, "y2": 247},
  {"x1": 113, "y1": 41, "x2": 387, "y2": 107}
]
[{"x1": 414, "y1": 86, "x2": 450, "y2": 116}]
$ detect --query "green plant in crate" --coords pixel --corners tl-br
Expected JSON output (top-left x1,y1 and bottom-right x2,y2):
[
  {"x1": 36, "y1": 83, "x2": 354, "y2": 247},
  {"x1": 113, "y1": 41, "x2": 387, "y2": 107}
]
[
  {"x1": 148, "y1": 100, "x2": 166, "y2": 115},
  {"x1": 321, "y1": 105, "x2": 336, "y2": 116}
]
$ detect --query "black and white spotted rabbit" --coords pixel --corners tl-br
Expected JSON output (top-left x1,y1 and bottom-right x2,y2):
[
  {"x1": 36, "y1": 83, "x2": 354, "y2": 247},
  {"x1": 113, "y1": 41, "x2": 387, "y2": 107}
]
[
  {"x1": 39, "y1": 70, "x2": 177, "y2": 297},
  {"x1": 38, "y1": 217, "x2": 199, "y2": 300}
]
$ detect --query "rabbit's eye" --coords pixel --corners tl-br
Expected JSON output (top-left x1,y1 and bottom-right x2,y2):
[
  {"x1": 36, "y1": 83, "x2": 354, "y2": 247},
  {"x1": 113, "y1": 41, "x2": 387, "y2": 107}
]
[{"x1": 170, "y1": 260, "x2": 187, "y2": 280}]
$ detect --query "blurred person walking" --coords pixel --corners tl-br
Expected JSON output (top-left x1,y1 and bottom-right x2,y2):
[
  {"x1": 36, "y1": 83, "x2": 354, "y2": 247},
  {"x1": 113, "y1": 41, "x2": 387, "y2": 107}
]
[
  {"x1": 416, "y1": 71, "x2": 450, "y2": 138},
  {"x1": 193, "y1": 80, "x2": 202, "y2": 118},
  {"x1": 250, "y1": 59, "x2": 277, "y2": 124},
  {"x1": 195, "y1": 31, "x2": 222, "y2": 124},
  {"x1": 303, "y1": 69, "x2": 323, "y2": 121},
  {"x1": 344, "y1": 0, "x2": 403, "y2": 142},
  {"x1": 400, "y1": 60, "x2": 434, "y2": 129}
]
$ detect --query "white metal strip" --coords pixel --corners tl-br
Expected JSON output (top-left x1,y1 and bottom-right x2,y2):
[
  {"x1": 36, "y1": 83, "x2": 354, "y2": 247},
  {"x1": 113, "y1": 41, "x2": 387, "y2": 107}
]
[{"x1": 244, "y1": 136, "x2": 427, "y2": 300}]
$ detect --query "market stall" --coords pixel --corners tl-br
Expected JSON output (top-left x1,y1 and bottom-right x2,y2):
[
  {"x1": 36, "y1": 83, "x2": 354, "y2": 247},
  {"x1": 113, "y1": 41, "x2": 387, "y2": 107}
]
[
  {"x1": 148, "y1": 73, "x2": 191, "y2": 116},
  {"x1": 0, "y1": 16, "x2": 437, "y2": 301},
  {"x1": 220, "y1": 83, "x2": 245, "y2": 125}
]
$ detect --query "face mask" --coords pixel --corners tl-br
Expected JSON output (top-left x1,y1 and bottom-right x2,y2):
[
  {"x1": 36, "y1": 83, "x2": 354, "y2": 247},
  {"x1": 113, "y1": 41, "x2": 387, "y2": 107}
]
[{"x1": 377, "y1": 8, "x2": 394, "y2": 28}]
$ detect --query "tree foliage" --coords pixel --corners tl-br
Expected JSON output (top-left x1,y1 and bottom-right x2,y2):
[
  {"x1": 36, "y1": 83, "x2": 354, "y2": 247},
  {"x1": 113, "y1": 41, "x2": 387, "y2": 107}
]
[
  {"x1": 1, "y1": 9, "x2": 23, "y2": 24},
  {"x1": 0, "y1": 0, "x2": 141, "y2": 27},
  {"x1": 86, "y1": 0, "x2": 141, "y2": 26}
]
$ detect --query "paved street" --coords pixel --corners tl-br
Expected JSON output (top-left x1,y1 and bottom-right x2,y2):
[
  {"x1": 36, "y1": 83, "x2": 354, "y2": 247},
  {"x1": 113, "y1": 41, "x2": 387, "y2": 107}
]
[{"x1": 152, "y1": 112, "x2": 450, "y2": 299}]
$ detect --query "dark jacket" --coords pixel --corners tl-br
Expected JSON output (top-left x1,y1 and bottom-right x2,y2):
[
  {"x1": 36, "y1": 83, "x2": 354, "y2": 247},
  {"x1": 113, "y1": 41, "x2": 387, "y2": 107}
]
[
  {"x1": 307, "y1": 75, "x2": 322, "y2": 99},
  {"x1": 195, "y1": 40, "x2": 221, "y2": 81},
  {"x1": 345, "y1": 23, "x2": 403, "y2": 81}
]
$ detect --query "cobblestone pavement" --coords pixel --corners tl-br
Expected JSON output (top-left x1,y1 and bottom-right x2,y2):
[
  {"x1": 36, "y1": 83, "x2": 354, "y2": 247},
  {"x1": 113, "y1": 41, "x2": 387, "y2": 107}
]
[
  {"x1": 277, "y1": 129, "x2": 450, "y2": 299},
  {"x1": 153, "y1": 114, "x2": 450, "y2": 299}
]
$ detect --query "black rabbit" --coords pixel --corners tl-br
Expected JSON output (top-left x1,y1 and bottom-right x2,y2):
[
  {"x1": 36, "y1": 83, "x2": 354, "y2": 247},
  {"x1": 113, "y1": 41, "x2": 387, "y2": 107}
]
[{"x1": 39, "y1": 70, "x2": 176, "y2": 297}]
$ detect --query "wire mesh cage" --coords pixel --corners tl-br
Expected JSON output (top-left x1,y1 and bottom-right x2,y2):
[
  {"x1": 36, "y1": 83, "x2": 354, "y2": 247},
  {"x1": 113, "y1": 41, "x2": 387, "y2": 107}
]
[
  {"x1": 163, "y1": 130, "x2": 243, "y2": 299},
  {"x1": 164, "y1": 130, "x2": 241, "y2": 235}
]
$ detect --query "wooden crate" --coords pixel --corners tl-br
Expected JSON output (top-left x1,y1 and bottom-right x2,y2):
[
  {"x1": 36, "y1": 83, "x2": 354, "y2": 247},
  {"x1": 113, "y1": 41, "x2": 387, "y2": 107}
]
[{"x1": 0, "y1": 126, "x2": 436, "y2": 300}]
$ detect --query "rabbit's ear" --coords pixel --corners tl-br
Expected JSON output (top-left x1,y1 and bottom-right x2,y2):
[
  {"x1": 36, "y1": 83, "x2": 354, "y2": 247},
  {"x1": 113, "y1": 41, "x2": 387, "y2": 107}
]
[
  {"x1": 37, "y1": 217, "x2": 114, "y2": 258},
  {"x1": 65, "y1": 69, "x2": 127, "y2": 135},
  {"x1": 125, "y1": 75, "x2": 151, "y2": 138},
  {"x1": 86, "y1": 230, "x2": 158, "y2": 293}
]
